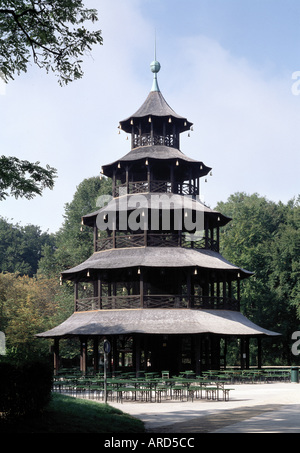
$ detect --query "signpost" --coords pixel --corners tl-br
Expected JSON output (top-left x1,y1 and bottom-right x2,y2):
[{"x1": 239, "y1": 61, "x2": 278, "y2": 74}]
[{"x1": 103, "y1": 339, "x2": 111, "y2": 403}]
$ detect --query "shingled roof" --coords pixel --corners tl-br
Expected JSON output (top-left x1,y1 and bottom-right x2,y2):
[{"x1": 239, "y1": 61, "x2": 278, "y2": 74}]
[
  {"x1": 82, "y1": 192, "x2": 231, "y2": 227},
  {"x1": 36, "y1": 308, "x2": 280, "y2": 338},
  {"x1": 119, "y1": 90, "x2": 192, "y2": 134},
  {"x1": 61, "y1": 247, "x2": 253, "y2": 280}
]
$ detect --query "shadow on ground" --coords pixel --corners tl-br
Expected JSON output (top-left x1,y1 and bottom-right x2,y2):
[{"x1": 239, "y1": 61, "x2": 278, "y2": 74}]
[{"x1": 146, "y1": 404, "x2": 284, "y2": 433}]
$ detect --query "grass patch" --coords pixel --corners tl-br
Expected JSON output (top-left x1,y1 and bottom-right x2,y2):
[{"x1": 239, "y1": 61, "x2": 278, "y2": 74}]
[{"x1": 0, "y1": 393, "x2": 145, "y2": 433}]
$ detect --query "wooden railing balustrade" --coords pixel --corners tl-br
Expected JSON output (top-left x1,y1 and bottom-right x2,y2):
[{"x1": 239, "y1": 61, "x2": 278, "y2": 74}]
[
  {"x1": 114, "y1": 180, "x2": 199, "y2": 197},
  {"x1": 75, "y1": 295, "x2": 239, "y2": 312},
  {"x1": 96, "y1": 233, "x2": 219, "y2": 252}
]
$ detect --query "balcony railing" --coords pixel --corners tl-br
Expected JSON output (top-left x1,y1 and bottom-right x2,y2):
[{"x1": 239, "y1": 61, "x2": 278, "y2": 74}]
[
  {"x1": 114, "y1": 180, "x2": 199, "y2": 197},
  {"x1": 96, "y1": 233, "x2": 219, "y2": 253},
  {"x1": 132, "y1": 133, "x2": 179, "y2": 149},
  {"x1": 75, "y1": 295, "x2": 239, "y2": 312}
]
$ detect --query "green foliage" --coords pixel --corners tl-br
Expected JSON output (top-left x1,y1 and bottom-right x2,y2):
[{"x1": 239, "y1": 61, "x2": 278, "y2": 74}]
[
  {"x1": 0, "y1": 217, "x2": 54, "y2": 275},
  {"x1": 0, "y1": 0, "x2": 103, "y2": 85},
  {"x1": 216, "y1": 193, "x2": 300, "y2": 364},
  {"x1": 0, "y1": 156, "x2": 56, "y2": 200},
  {"x1": 39, "y1": 176, "x2": 112, "y2": 277},
  {"x1": 0, "y1": 359, "x2": 53, "y2": 419},
  {"x1": 0, "y1": 272, "x2": 59, "y2": 359}
]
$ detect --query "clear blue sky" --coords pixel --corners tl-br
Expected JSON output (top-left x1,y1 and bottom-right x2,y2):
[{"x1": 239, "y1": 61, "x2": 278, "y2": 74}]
[{"x1": 1, "y1": 0, "x2": 299, "y2": 233}]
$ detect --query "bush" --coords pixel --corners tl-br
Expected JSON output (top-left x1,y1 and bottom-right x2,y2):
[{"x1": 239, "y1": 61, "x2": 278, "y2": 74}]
[{"x1": 0, "y1": 360, "x2": 53, "y2": 419}]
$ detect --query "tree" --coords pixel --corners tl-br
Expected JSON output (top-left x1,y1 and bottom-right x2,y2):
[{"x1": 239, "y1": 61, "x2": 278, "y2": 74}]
[
  {"x1": 0, "y1": 216, "x2": 54, "y2": 276},
  {"x1": 216, "y1": 193, "x2": 300, "y2": 364},
  {"x1": 0, "y1": 155, "x2": 57, "y2": 200},
  {"x1": 0, "y1": 272, "x2": 59, "y2": 359},
  {"x1": 0, "y1": 0, "x2": 102, "y2": 85},
  {"x1": 38, "y1": 176, "x2": 112, "y2": 277}
]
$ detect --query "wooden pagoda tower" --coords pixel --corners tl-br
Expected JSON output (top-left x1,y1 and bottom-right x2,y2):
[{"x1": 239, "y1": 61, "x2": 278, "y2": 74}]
[{"x1": 37, "y1": 58, "x2": 280, "y2": 375}]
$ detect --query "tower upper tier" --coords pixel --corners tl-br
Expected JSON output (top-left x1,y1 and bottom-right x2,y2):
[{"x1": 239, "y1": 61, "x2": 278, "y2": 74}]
[
  {"x1": 119, "y1": 59, "x2": 192, "y2": 136},
  {"x1": 102, "y1": 59, "x2": 211, "y2": 187}
]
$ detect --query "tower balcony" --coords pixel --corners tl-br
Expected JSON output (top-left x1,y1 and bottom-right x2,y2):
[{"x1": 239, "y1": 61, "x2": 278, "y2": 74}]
[
  {"x1": 75, "y1": 294, "x2": 240, "y2": 312},
  {"x1": 132, "y1": 133, "x2": 179, "y2": 149},
  {"x1": 96, "y1": 232, "x2": 219, "y2": 253},
  {"x1": 114, "y1": 179, "x2": 199, "y2": 197}
]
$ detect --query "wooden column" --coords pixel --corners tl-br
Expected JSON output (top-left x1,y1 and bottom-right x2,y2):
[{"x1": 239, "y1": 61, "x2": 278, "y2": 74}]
[
  {"x1": 257, "y1": 337, "x2": 262, "y2": 369},
  {"x1": 147, "y1": 164, "x2": 151, "y2": 192},
  {"x1": 194, "y1": 334, "x2": 202, "y2": 376},
  {"x1": 205, "y1": 217, "x2": 209, "y2": 248},
  {"x1": 80, "y1": 336, "x2": 88, "y2": 375},
  {"x1": 93, "y1": 223, "x2": 98, "y2": 252},
  {"x1": 134, "y1": 334, "x2": 141, "y2": 377},
  {"x1": 53, "y1": 338, "x2": 60, "y2": 375},
  {"x1": 112, "y1": 336, "x2": 118, "y2": 375},
  {"x1": 223, "y1": 337, "x2": 228, "y2": 369},
  {"x1": 223, "y1": 274, "x2": 227, "y2": 306},
  {"x1": 150, "y1": 117, "x2": 154, "y2": 144},
  {"x1": 237, "y1": 278, "x2": 241, "y2": 311},
  {"x1": 74, "y1": 280, "x2": 78, "y2": 312},
  {"x1": 126, "y1": 165, "x2": 129, "y2": 194},
  {"x1": 93, "y1": 337, "x2": 99, "y2": 373},
  {"x1": 139, "y1": 268, "x2": 144, "y2": 308},
  {"x1": 240, "y1": 337, "x2": 249, "y2": 370},
  {"x1": 187, "y1": 270, "x2": 191, "y2": 308},
  {"x1": 245, "y1": 338, "x2": 250, "y2": 369},
  {"x1": 170, "y1": 164, "x2": 175, "y2": 193},
  {"x1": 112, "y1": 169, "x2": 116, "y2": 197},
  {"x1": 98, "y1": 275, "x2": 102, "y2": 309}
]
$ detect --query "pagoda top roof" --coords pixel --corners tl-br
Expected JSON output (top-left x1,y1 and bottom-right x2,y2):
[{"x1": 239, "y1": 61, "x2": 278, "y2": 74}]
[{"x1": 119, "y1": 60, "x2": 192, "y2": 134}]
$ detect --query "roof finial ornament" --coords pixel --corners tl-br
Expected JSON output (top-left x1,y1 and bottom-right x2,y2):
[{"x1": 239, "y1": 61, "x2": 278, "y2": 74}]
[{"x1": 150, "y1": 29, "x2": 160, "y2": 92}]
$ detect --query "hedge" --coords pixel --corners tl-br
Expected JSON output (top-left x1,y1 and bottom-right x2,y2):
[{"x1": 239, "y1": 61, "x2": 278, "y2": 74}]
[{"x1": 0, "y1": 360, "x2": 53, "y2": 419}]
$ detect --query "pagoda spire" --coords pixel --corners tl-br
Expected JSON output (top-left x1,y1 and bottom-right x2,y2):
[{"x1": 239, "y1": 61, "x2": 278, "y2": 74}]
[
  {"x1": 150, "y1": 33, "x2": 160, "y2": 92},
  {"x1": 150, "y1": 59, "x2": 160, "y2": 92}
]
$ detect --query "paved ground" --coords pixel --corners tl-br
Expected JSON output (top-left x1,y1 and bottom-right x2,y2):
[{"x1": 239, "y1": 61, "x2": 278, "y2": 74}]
[{"x1": 109, "y1": 382, "x2": 300, "y2": 433}]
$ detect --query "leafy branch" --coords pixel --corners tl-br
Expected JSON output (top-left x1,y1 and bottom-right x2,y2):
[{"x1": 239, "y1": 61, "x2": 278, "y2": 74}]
[
  {"x1": 0, "y1": 0, "x2": 103, "y2": 85},
  {"x1": 0, "y1": 155, "x2": 57, "y2": 200}
]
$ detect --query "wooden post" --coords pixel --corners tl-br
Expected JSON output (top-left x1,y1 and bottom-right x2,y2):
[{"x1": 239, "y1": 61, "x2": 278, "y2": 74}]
[
  {"x1": 223, "y1": 274, "x2": 227, "y2": 307},
  {"x1": 194, "y1": 334, "x2": 201, "y2": 376},
  {"x1": 74, "y1": 280, "x2": 78, "y2": 312},
  {"x1": 112, "y1": 336, "x2": 118, "y2": 376},
  {"x1": 147, "y1": 164, "x2": 151, "y2": 192},
  {"x1": 257, "y1": 337, "x2": 262, "y2": 369},
  {"x1": 53, "y1": 338, "x2": 59, "y2": 375},
  {"x1": 245, "y1": 338, "x2": 250, "y2": 369},
  {"x1": 240, "y1": 337, "x2": 246, "y2": 370},
  {"x1": 98, "y1": 275, "x2": 102, "y2": 309},
  {"x1": 170, "y1": 164, "x2": 175, "y2": 193},
  {"x1": 93, "y1": 222, "x2": 98, "y2": 252},
  {"x1": 187, "y1": 270, "x2": 191, "y2": 308},
  {"x1": 80, "y1": 336, "x2": 88, "y2": 375},
  {"x1": 126, "y1": 165, "x2": 129, "y2": 194},
  {"x1": 224, "y1": 337, "x2": 228, "y2": 369},
  {"x1": 112, "y1": 169, "x2": 116, "y2": 197},
  {"x1": 140, "y1": 268, "x2": 144, "y2": 308},
  {"x1": 134, "y1": 334, "x2": 141, "y2": 377},
  {"x1": 93, "y1": 337, "x2": 99, "y2": 373}
]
